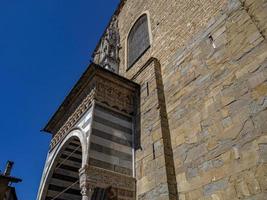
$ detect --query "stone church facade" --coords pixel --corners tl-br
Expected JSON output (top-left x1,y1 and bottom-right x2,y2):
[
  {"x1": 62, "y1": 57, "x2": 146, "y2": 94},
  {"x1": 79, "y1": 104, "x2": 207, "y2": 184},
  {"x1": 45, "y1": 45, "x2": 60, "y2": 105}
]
[{"x1": 37, "y1": 0, "x2": 267, "y2": 199}]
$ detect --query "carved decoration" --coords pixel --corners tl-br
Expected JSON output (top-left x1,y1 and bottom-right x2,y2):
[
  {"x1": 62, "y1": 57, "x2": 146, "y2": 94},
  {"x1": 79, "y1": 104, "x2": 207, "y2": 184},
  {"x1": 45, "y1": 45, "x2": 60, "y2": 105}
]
[
  {"x1": 50, "y1": 89, "x2": 95, "y2": 150},
  {"x1": 95, "y1": 77, "x2": 134, "y2": 114},
  {"x1": 86, "y1": 166, "x2": 135, "y2": 191},
  {"x1": 50, "y1": 73, "x2": 136, "y2": 150},
  {"x1": 79, "y1": 165, "x2": 95, "y2": 200},
  {"x1": 93, "y1": 16, "x2": 121, "y2": 73},
  {"x1": 79, "y1": 165, "x2": 135, "y2": 199}
]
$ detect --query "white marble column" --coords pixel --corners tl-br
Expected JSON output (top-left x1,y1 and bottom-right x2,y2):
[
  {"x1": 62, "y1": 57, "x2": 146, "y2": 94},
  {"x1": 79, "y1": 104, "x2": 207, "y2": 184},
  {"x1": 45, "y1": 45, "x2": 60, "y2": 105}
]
[
  {"x1": 79, "y1": 165, "x2": 94, "y2": 200},
  {"x1": 80, "y1": 185, "x2": 94, "y2": 200}
]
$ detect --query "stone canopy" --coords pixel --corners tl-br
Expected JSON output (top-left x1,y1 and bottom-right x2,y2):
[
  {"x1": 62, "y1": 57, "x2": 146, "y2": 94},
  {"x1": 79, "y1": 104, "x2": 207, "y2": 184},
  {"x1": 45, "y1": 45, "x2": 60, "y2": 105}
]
[{"x1": 43, "y1": 63, "x2": 139, "y2": 136}]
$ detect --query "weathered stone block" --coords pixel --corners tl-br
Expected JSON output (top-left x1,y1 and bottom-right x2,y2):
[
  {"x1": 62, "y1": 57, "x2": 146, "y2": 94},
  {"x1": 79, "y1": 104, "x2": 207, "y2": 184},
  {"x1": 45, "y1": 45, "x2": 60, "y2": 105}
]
[
  {"x1": 203, "y1": 178, "x2": 228, "y2": 196},
  {"x1": 258, "y1": 144, "x2": 267, "y2": 164},
  {"x1": 236, "y1": 180, "x2": 250, "y2": 198}
]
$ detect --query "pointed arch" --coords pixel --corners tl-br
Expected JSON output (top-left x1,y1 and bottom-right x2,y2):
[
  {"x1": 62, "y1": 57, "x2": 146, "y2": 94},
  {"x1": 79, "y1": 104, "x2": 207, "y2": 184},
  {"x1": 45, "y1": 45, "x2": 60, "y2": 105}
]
[{"x1": 126, "y1": 11, "x2": 153, "y2": 69}]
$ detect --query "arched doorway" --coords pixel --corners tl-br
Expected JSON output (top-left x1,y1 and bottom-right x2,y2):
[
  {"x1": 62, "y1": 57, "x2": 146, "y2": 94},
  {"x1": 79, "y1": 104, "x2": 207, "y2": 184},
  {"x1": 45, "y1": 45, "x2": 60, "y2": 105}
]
[{"x1": 43, "y1": 137, "x2": 83, "y2": 200}]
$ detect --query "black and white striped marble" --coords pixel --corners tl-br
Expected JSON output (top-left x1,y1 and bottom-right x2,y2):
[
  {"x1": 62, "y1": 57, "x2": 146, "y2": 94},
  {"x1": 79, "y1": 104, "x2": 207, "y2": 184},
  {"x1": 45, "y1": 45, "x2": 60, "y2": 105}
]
[{"x1": 89, "y1": 104, "x2": 134, "y2": 176}]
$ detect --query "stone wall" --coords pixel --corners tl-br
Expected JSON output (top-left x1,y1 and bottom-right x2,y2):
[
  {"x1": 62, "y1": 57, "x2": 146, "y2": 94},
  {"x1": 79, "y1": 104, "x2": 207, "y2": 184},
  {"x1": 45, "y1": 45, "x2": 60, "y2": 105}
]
[
  {"x1": 131, "y1": 58, "x2": 178, "y2": 199},
  {"x1": 165, "y1": 4, "x2": 267, "y2": 200},
  {"x1": 117, "y1": 0, "x2": 227, "y2": 78},
  {"x1": 113, "y1": 0, "x2": 267, "y2": 199}
]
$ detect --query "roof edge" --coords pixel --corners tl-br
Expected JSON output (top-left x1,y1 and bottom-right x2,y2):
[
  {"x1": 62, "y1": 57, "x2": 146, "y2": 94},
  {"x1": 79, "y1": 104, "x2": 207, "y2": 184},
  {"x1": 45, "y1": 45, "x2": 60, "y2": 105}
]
[{"x1": 43, "y1": 63, "x2": 139, "y2": 135}]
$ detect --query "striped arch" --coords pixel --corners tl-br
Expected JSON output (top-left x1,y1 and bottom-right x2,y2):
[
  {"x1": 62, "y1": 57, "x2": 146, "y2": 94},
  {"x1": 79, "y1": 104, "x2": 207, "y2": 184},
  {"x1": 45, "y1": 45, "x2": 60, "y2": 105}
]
[{"x1": 37, "y1": 129, "x2": 88, "y2": 200}]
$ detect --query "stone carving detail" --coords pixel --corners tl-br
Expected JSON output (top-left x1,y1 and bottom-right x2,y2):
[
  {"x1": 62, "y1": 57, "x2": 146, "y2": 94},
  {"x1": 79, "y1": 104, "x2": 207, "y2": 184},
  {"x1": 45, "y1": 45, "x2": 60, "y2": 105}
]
[
  {"x1": 50, "y1": 75, "x2": 135, "y2": 150},
  {"x1": 95, "y1": 77, "x2": 134, "y2": 114},
  {"x1": 79, "y1": 165, "x2": 135, "y2": 199},
  {"x1": 86, "y1": 166, "x2": 135, "y2": 191},
  {"x1": 93, "y1": 16, "x2": 120, "y2": 73},
  {"x1": 50, "y1": 89, "x2": 95, "y2": 150},
  {"x1": 79, "y1": 165, "x2": 95, "y2": 200}
]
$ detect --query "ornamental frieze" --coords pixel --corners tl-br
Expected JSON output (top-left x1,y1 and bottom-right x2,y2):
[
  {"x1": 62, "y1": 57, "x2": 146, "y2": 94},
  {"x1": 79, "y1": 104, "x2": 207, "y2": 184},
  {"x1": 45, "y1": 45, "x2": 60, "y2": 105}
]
[
  {"x1": 50, "y1": 74, "x2": 136, "y2": 150},
  {"x1": 86, "y1": 166, "x2": 135, "y2": 191},
  {"x1": 95, "y1": 77, "x2": 134, "y2": 114},
  {"x1": 50, "y1": 89, "x2": 95, "y2": 150}
]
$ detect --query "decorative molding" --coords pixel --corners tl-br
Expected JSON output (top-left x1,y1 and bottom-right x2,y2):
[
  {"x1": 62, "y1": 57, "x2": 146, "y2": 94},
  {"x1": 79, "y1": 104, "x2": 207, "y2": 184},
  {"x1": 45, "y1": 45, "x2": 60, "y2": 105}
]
[
  {"x1": 79, "y1": 165, "x2": 95, "y2": 200},
  {"x1": 86, "y1": 166, "x2": 135, "y2": 191},
  {"x1": 50, "y1": 72, "x2": 137, "y2": 150},
  {"x1": 79, "y1": 165, "x2": 135, "y2": 199},
  {"x1": 50, "y1": 89, "x2": 95, "y2": 150},
  {"x1": 95, "y1": 76, "x2": 134, "y2": 115}
]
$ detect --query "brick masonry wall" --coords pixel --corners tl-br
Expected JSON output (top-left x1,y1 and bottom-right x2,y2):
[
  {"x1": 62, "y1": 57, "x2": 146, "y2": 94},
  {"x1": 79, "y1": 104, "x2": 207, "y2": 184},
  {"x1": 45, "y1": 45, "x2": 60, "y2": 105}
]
[{"x1": 114, "y1": 0, "x2": 267, "y2": 199}]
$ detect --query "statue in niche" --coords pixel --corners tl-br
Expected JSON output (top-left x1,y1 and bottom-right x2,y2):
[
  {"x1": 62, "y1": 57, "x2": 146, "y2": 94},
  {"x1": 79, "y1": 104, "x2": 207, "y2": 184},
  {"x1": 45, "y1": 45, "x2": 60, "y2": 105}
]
[{"x1": 93, "y1": 16, "x2": 120, "y2": 73}]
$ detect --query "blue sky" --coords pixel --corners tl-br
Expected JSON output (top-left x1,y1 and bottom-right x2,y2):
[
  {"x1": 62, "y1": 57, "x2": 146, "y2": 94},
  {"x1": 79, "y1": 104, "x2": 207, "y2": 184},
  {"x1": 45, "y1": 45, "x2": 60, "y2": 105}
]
[{"x1": 0, "y1": 0, "x2": 119, "y2": 199}]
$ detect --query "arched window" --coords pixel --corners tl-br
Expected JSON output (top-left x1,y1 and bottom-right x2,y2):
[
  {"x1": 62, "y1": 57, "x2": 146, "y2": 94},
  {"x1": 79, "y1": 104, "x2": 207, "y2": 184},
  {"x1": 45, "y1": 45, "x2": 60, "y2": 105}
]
[{"x1": 127, "y1": 14, "x2": 150, "y2": 69}]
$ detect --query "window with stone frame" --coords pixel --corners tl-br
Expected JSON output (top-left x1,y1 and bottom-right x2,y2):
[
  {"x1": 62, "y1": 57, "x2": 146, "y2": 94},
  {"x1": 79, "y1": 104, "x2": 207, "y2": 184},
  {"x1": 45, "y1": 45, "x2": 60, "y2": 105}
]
[{"x1": 127, "y1": 14, "x2": 150, "y2": 69}]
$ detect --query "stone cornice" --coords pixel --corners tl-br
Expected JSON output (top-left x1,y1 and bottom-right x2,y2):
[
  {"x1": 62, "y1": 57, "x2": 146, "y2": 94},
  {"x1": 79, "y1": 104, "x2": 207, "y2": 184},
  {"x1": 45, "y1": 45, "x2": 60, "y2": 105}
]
[
  {"x1": 83, "y1": 165, "x2": 135, "y2": 191},
  {"x1": 45, "y1": 64, "x2": 139, "y2": 149},
  {"x1": 49, "y1": 89, "x2": 95, "y2": 149}
]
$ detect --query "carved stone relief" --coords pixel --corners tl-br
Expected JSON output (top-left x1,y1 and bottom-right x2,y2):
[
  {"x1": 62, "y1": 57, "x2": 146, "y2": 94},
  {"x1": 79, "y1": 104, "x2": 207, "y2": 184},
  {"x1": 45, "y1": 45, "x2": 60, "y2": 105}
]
[
  {"x1": 50, "y1": 73, "x2": 136, "y2": 150},
  {"x1": 86, "y1": 166, "x2": 135, "y2": 191},
  {"x1": 95, "y1": 77, "x2": 134, "y2": 114},
  {"x1": 93, "y1": 16, "x2": 121, "y2": 73}
]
